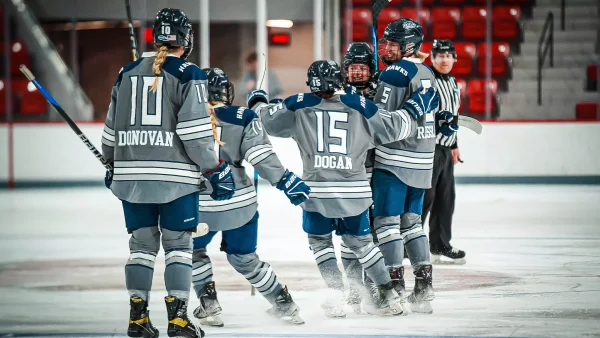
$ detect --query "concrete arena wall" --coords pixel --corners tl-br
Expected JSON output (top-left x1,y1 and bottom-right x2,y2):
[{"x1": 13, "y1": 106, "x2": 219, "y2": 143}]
[{"x1": 0, "y1": 121, "x2": 599, "y2": 187}]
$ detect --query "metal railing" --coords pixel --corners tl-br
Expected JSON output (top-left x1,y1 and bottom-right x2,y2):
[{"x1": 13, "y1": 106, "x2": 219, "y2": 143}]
[{"x1": 538, "y1": 12, "x2": 554, "y2": 106}]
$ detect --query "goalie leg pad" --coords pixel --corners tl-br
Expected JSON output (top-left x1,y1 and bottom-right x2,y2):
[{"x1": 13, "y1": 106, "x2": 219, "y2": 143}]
[{"x1": 126, "y1": 226, "x2": 160, "y2": 301}]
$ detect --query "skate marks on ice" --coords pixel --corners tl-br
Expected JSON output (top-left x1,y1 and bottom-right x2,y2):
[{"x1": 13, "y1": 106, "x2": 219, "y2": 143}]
[{"x1": 0, "y1": 257, "x2": 517, "y2": 292}]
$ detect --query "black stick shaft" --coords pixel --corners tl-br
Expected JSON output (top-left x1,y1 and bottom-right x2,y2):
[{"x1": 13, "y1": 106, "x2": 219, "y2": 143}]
[{"x1": 125, "y1": 0, "x2": 139, "y2": 61}]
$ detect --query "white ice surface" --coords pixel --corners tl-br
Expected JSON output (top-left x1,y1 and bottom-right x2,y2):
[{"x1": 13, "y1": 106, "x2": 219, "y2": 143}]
[{"x1": 0, "y1": 185, "x2": 599, "y2": 337}]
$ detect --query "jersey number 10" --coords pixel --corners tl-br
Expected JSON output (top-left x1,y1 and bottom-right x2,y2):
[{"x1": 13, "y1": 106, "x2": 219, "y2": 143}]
[{"x1": 129, "y1": 76, "x2": 208, "y2": 126}]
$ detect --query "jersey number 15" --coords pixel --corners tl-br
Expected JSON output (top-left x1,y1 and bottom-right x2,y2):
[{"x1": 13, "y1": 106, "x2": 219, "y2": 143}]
[{"x1": 314, "y1": 110, "x2": 348, "y2": 155}]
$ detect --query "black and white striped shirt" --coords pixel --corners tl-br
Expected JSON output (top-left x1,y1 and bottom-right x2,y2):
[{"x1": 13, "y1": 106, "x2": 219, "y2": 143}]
[{"x1": 433, "y1": 68, "x2": 460, "y2": 149}]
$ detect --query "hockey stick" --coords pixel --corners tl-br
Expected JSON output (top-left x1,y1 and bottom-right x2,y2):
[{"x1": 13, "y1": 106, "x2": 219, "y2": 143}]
[
  {"x1": 125, "y1": 0, "x2": 139, "y2": 61},
  {"x1": 457, "y1": 115, "x2": 483, "y2": 135},
  {"x1": 20, "y1": 65, "x2": 113, "y2": 172},
  {"x1": 371, "y1": 0, "x2": 392, "y2": 72},
  {"x1": 250, "y1": 54, "x2": 267, "y2": 297}
]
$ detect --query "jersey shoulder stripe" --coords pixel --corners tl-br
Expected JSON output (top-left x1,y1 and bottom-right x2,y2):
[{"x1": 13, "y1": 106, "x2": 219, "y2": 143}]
[
  {"x1": 215, "y1": 105, "x2": 257, "y2": 127},
  {"x1": 339, "y1": 94, "x2": 379, "y2": 119},
  {"x1": 162, "y1": 58, "x2": 206, "y2": 84},
  {"x1": 284, "y1": 92, "x2": 322, "y2": 111},
  {"x1": 379, "y1": 59, "x2": 418, "y2": 88}
]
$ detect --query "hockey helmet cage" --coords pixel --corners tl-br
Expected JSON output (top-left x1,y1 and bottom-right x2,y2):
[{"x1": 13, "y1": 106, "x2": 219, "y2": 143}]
[
  {"x1": 203, "y1": 68, "x2": 235, "y2": 105},
  {"x1": 152, "y1": 8, "x2": 194, "y2": 59},
  {"x1": 431, "y1": 39, "x2": 457, "y2": 59},
  {"x1": 343, "y1": 42, "x2": 375, "y2": 89},
  {"x1": 379, "y1": 18, "x2": 424, "y2": 65},
  {"x1": 306, "y1": 60, "x2": 345, "y2": 94}
]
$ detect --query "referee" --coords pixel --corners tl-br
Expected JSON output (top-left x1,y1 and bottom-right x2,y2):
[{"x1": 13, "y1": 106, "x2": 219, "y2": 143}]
[{"x1": 422, "y1": 39, "x2": 466, "y2": 264}]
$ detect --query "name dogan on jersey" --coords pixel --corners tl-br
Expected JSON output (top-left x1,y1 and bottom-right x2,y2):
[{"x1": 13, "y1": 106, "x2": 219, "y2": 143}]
[
  {"x1": 117, "y1": 130, "x2": 175, "y2": 147},
  {"x1": 314, "y1": 155, "x2": 353, "y2": 169}
]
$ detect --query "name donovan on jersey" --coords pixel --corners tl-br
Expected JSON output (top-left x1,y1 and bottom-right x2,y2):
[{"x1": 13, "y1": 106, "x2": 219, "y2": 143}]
[
  {"x1": 314, "y1": 155, "x2": 352, "y2": 169},
  {"x1": 117, "y1": 130, "x2": 175, "y2": 147}
]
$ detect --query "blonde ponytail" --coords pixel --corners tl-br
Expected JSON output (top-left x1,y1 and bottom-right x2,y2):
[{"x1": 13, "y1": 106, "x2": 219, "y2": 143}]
[
  {"x1": 150, "y1": 45, "x2": 169, "y2": 92},
  {"x1": 415, "y1": 51, "x2": 429, "y2": 62},
  {"x1": 207, "y1": 103, "x2": 224, "y2": 146}
]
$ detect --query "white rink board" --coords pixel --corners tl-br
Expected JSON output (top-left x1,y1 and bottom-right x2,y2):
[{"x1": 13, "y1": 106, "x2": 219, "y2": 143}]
[{"x1": 0, "y1": 121, "x2": 599, "y2": 183}]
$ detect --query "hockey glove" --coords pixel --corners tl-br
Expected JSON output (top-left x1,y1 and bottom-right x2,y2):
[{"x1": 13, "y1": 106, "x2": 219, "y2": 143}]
[
  {"x1": 436, "y1": 110, "x2": 459, "y2": 136},
  {"x1": 276, "y1": 170, "x2": 311, "y2": 206},
  {"x1": 402, "y1": 87, "x2": 439, "y2": 120},
  {"x1": 205, "y1": 160, "x2": 235, "y2": 201},
  {"x1": 247, "y1": 89, "x2": 269, "y2": 109},
  {"x1": 104, "y1": 164, "x2": 114, "y2": 189}
]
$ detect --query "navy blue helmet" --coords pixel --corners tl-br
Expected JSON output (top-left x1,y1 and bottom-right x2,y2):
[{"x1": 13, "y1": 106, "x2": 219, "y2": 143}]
[
  {"x1": 306, "y1": 60, "x2": 345, "y2": 94},
  {"x1": 378, "y1": 18, "x2": 424, "y2": 65},
  {"x1": 203, "y1": 68, "x2": 235, "y2": 105},
  {"x1": 343, "y1": 42, "x2": 375, "y2": 89},
  {"x1": 152, "y1": 8, "x2": 194, "y2": 59}
]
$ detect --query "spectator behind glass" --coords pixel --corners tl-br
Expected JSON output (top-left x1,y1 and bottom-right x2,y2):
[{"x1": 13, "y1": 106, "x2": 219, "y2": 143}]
[{"x1": 238, "y1": 51, "x2": 283, "y2": 100}]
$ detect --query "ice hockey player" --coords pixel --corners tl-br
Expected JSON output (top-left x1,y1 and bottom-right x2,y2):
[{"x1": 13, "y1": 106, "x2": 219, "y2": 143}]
[
  {"x1": 191, "y1": 67, "x2": 310, "y2": 326},
  {"x1": 370, "y1": 18, "x2": 456, "y2": 314},
  {"x1": 101, "y1": 8, "x2": 235, "y2": 338},
  {"x1": 422, "y1": 39, "x2": 466, "y2": 265},
  {"x1": 247, "y1": 60, "x2": 439, "y2": 318},
  {"x1": 343, "y1": 42, "x2": 378, "y2": 100}
]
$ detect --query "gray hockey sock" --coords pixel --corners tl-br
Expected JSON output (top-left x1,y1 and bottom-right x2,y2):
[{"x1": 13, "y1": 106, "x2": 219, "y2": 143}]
[
  {"x1": 192, "y1": 248, "x2": 213, "y2": 298},
  {"x1": 308, "y1": 233, "x2": 344, "y2": 291},
  {"x1": 373, "y1": 215, "x2": 404, "y2": 267},
  {"x1": 341, "y1": 234, "x2": 390, "y2": 286},
  {"x1": 401, "y1": 212, "x2": 431, "y2": 269},
  {"x1": 162, "y1": 229, "x2": 193, "y2": 300},
  {"x1": 228, "y1": 252, "x2": 282, "y2": 303},
  {"x1": 126, "y1": 227, "x2": 160, "y2": 301}
]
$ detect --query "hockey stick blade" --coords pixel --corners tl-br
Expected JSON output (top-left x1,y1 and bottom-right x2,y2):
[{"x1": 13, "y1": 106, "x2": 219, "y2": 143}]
[
  {"x1": 125, "y1": 0, "x2": 139, "y2": 61},
  {"x1": 19, "y1": 65, "x2": 113, "y2": 171},
  {"x1": 458, "y1": 116, "x2": 483, "y2": 135}
]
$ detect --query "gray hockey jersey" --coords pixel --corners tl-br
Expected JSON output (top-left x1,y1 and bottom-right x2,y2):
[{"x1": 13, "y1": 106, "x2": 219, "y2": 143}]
[
  {"x1": 373, "y1": 57, "x2": 437, "y2": 189},
  {"x1": 253, "y1": 91, "x2": 416, "y2": 219},
  {"x1": 101, "y1": 52, "x2": 220, "y2": 204},
  {"x1": 199, "y1": 104, "x2": 286, "y2": 231}
]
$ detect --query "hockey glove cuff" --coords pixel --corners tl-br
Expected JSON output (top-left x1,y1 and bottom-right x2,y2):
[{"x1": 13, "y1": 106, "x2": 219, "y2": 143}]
[
  {"x1": 276, "y1": 170, "x2": 311, "y2": 206},
  {"x1": 104, "y1": 164, "x2": 114, "y2": 189},
  {"x1": 436, "y1": 110, "x2": 458, "y2": 136},
  {"x1": 402, "y1": 87, "x2": 439, "y2": 120},
  {"x1": 247, "y1": 89, "x2": 269, "y2": 109},
  {"x1": 205, "y1": 160, "x2": 235, "y2": 201}
]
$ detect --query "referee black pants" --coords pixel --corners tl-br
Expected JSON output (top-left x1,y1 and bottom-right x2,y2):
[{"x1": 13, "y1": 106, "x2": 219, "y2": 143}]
[{"x1": 422, "y1": 145, "x2": 455, "y2": 254}]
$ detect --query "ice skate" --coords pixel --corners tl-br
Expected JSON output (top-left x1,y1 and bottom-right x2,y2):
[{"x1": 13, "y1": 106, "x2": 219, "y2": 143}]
[
  {"x1": 127, "y1": 297, "x2": 159, "y2": 338},
  {"x1": 362, "y1": 281, "x2": 405, "y2": 316},
  {"x1": 193, "y1": 282, "x2": 224, "y2": 327},
  {"x1": 320, "y1": 288, "x2": 347, "y2": 318},
  {"x1": 431, "y1": 247, "x2": 466, "y2": 265},
  {"x1": 165, "y1": 296, "x2": 204, "y2": 338},
  {"x1": 266, "y1": 286, "x2": 304, "y2": 325},
  {"x1": 389, "y1": 266, "x2": 411, "y2": 314},
  {"x1": 346, "y1": 286, "x2": 362, "y2": 314},
  {"x1": 406, "y1": 265, "x2": 435, "y2": 314}
]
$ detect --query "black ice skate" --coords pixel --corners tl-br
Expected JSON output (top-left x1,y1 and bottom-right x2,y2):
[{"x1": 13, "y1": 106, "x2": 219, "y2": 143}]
[
  {"x1": 127, "y1": 297, "x2": 159, "y2": 338},
  {"x1": 406, "y1": 265, "x2": 435, "y2": 314},
  {"x1": 193, "y1": 282, "x2": 224, "y2": 327},
  {"x1": 367, "y1": 281, "x2": 405, "y2": 316},
  {"x1": 266, "y1": 286, "x2": 304, "y2": 325},
  {"x1": 165, "y1": 296, "x2": 205, "y2": 338},
  {"x1": 431, "y1": 247, "x2": 466, "y2": 265},
  {"x1": 389, "y1": 266, "x2": 406, "y2": 297}
]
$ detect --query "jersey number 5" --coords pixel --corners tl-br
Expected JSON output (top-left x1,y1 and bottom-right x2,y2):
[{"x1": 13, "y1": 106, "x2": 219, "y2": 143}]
[{"x1": 314, "y1": 110, "x2": 348, "y2": 155}]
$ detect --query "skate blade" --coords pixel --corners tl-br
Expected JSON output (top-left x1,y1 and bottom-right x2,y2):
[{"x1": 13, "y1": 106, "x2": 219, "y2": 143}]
[
  {"x1": 281, "y1": 314, "x2": 305, "y2": 325},
  {"x1": 431, "y1": 255, "x2": 466, "y2": 265},
  {"x1": 199, "y1": 315, "x2": 224, "y2": 327},
  {"x1": 411, "y1": 301, "x2": 433, "y2": 314}
]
